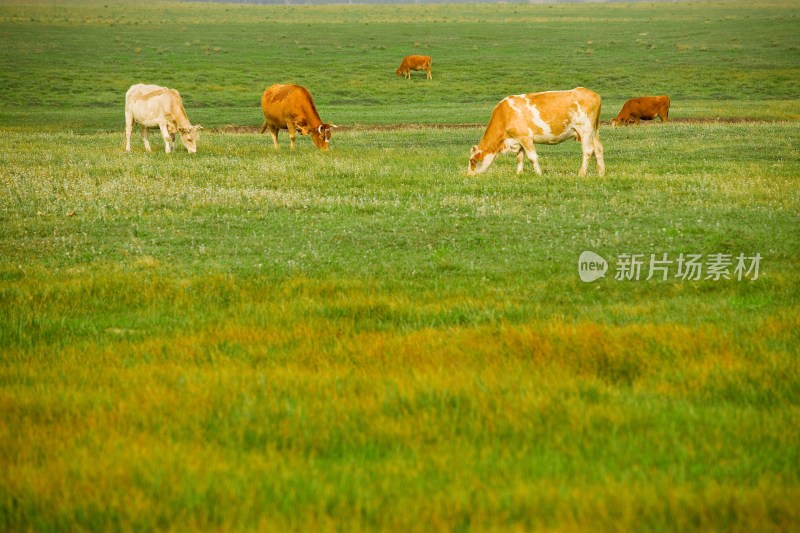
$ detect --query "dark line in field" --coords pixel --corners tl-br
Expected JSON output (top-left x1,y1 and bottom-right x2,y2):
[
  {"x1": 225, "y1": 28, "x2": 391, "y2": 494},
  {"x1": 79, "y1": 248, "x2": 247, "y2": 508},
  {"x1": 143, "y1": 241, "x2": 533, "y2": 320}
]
[
  {"x1": 214, "y1": 123, "x2": 485, "y2": 133},
  {"x1": 213, "y1": 118, "x2": 774, "y2": 134}
]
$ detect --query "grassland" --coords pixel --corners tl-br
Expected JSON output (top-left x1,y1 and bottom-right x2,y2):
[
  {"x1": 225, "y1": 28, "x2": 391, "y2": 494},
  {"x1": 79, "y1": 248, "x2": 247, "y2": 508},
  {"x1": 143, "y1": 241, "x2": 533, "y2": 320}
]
[
  {"x1": 1, "y1": 0, "x2": 799, "y2": 131},
  {"x1": 1, "y1": 0, "x2": 800, "y2": 531}
]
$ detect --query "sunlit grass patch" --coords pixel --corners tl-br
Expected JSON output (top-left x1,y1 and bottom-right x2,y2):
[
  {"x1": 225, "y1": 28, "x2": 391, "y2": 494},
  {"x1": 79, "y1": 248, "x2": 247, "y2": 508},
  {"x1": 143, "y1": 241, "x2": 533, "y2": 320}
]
[{"x1": 2, "y1": 303, "x2": 798, "y2": 529}]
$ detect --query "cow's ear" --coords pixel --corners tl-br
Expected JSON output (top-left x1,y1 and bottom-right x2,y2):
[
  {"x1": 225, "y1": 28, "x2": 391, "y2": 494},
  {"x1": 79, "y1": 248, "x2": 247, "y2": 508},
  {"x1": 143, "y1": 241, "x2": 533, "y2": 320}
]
[
  {"x1": 470, "y1": 145, "x2": 479, "y2": 156},
  {"x1": 195, "y1": 125, "x2": 204, "y2": 131},
  {"x1": 330, "y1": 124, "x2": 338, "y2": 129},
  {"x1": 295, "y1": 119, "x2": 310, "y2": 134}
]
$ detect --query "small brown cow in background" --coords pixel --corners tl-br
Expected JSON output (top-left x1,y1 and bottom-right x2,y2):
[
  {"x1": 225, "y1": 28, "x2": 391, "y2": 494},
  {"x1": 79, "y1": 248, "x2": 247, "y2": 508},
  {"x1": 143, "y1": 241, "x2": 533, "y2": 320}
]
[
  {"x1": 396, "y1": 55, "x2": 432, "y2": 79},
  {"x1": 611, "y1": 95, "x2": 670, "y2": 126}
]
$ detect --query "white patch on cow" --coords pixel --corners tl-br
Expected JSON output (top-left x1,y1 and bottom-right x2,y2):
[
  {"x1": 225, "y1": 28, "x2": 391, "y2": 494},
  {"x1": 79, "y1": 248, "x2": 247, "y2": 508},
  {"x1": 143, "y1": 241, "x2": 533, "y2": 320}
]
[
  {"x1": 505, "y1": 96, "x2": 523, "y2": 116},
  {"x1": 525, "y1": 102, "x2": 553, "y2": 138},
  {"x1": 468, "y1": 151, "x2": 497, "y2": 176},
  {"x1": 531, "y1": 89, "x2": 567, "y2": 95},
  {"x1": 570, "y1": 103, "x2": 586, "y2": 122},
  {"x1": 569, "y1": 104, "x2": 592, "y2": 138},
  {"x1": 501, "y1": 139, "x2": 521, "y2": 154}
]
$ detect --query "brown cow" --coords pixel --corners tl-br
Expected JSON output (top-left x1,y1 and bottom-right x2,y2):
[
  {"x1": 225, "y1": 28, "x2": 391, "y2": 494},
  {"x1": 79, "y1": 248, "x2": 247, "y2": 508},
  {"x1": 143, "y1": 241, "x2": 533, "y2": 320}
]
[
  {"x1": 468, "y1": 87, "x2": 605, "y2": 177},
  {"x1": 611, "y1": 95, "x2": 670, "y2": 126},
  {"x1": 260, "y1": 84, "x2": 336, "y2": 150},
  {"x1": 396, "y1": 55, "x2": 432, "y2": 80}
]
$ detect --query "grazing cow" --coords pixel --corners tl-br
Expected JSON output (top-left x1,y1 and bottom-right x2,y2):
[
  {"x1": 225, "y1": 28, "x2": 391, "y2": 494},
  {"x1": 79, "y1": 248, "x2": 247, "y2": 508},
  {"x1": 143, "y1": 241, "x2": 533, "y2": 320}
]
[
  {"x1": 125, "y1": 84, "x2": 201, "y2": 153},
  {"x1": 260, "y1": 84, "x2": 336, "y2": 151},
  {"x1": 468, "y1": 87, "x2": 605, "y2": 177},
  {"x1": 611, "y1": 95, "x2": 670, "y2": 126},
  {"x1": 396, "y1": 55, "x2": 432, "y2": 80}
]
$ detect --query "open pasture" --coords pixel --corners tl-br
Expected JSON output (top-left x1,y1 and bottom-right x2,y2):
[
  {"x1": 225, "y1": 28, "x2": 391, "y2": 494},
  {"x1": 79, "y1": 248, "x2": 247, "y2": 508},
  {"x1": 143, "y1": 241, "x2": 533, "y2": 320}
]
[
  {"x1": 1, "y1": 0, "x2": 799, "y2": 130},
  {"x1": 1, "y1": 1, "x2": 799, "y2": 531}
]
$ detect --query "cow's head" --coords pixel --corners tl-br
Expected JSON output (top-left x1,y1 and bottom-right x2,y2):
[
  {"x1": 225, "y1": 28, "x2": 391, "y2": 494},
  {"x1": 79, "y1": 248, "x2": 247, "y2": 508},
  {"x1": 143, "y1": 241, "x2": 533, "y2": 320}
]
[
  {"x1": 293, "y1": 119, "x2": 336, "y2": 150},
  {"x1": 309, "y1": 123, "x2": 337, "y2": 151},
  {"x1": 395, "y1": 68, "x2": 404, "y2": 77},
  {"x1": 467, "y1": 145, "x2": 496, "y2": 176},
  {"x1": 179, "y1": 125, "x2": 202, "y2": 153}
]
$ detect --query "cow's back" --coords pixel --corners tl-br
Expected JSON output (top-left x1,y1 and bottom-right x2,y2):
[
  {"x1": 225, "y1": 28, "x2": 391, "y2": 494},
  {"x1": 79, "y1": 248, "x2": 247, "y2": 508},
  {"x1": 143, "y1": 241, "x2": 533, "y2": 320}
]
[
  {"x1": 126, "y1": 84, "x2": 177, "y2": 126},
  {"x1": 126, "y1": 84, "x2": 170, "y2": 106},
  {"x1": 403, "y1": 55, "x2": 430, "y2": 68},
  {"x1": 497, "y1": 88, "x2": 601, "y2": 143},
  {"x1": 261, "y1": 84, "x2": 319, "y2": 126},
  {"x1": 528, "y1": 87, "x2": 601, "y2": 125},
  {"x1": 625, "y1": 95, "x2": 668, "y2": 117}
]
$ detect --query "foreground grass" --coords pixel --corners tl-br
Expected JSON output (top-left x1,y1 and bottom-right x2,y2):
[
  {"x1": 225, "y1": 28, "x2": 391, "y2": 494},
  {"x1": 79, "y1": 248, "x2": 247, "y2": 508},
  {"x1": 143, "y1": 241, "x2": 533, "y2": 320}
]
[{"x1": 1, "y1": 122, "x2": 799, "y2": 530}]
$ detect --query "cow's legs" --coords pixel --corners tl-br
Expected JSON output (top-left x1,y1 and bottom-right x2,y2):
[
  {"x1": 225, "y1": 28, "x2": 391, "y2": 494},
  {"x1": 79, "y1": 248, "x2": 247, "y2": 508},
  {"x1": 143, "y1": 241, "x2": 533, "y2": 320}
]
[
  {"x1": 140, "y1": 126, "x2": 152, "y2": 153},
  {"x1": 578, "y1": 129, "x2": 605, "y2": 177},
  {"x1": 578, "y1": 135, "x2": 592, "y2": 176},
  {"x1": 518, "y1": 138, "x2": 542, "y2": 175},
  {"x1": 267, "y1": 126, "x2": 279, "y2": 149},
  {"x1": 592, "y1": 132, "x2": 606, "y2": 177},
  {"x1": 125, "y1": 111, "x2": 134, "y2": 152},
  {"x1": 287, "y1": 124, "x2": 297, "y2": 149},
  {"x1": 157, "y1": 121, "x2": 173, "y2": 153},
  {"x1": 427, "y1": 67, "x2": 432, "y2": 79}
]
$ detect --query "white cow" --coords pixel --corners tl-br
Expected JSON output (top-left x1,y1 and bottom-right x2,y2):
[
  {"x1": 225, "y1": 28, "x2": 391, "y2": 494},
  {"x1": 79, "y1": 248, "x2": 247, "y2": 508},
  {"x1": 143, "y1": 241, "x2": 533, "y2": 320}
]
[{"x1": 124, "y1": 84, "x2": 201, "y2": 153}]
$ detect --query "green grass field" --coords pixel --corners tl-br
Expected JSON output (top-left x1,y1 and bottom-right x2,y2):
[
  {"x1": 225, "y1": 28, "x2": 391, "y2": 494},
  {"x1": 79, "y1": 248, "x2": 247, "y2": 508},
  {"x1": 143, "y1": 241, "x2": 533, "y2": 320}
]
[{"x1": 1, "y1": 0, "x2": 799, "y2": 531}]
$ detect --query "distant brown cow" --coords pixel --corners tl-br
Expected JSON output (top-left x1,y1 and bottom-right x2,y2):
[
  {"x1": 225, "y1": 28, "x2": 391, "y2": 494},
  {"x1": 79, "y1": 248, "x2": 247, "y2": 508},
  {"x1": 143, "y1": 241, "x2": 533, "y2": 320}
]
[
  {"x1": 396, "y1": 55, "x2": 432, "y2": 80},
  {"x1": 611, "y1": 95, "x2": 670, "y2": 126},
  {"x1": 260, "y1": 84, "x2": 336, "y2": 150}
]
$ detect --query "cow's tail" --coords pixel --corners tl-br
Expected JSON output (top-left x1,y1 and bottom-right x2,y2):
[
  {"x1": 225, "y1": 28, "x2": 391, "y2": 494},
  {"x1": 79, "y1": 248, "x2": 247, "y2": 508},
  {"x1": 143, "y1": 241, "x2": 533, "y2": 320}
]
[
  {"x1": 595, "y1": 99, "x2": 602, "y2": 133},
  {"x1": 124, "y1": 87, "x2": 133, "y2": 110},
  {"x1": 260, "y1": 120, "x2": 269, "y2": 134}
]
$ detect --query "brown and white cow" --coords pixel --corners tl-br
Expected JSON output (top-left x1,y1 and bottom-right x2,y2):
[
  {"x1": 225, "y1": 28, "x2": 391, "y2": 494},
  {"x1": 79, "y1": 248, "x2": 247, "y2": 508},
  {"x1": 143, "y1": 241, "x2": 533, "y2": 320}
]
[
  {"x1": 468, "y1": 87, "x2": 605, "y2": 177},
  {"x1": 396, "y1": 55, "x2": 432, "y2": 80},
  {"x1": 125, "y1": 84, "x2": 201, "y2": 153},
  {"x1": 260, "y1": 84, "x2": 336, "y2": 151},
  {"x1": 611, "y1": 95, "x2": 670, "y2": 126}
]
